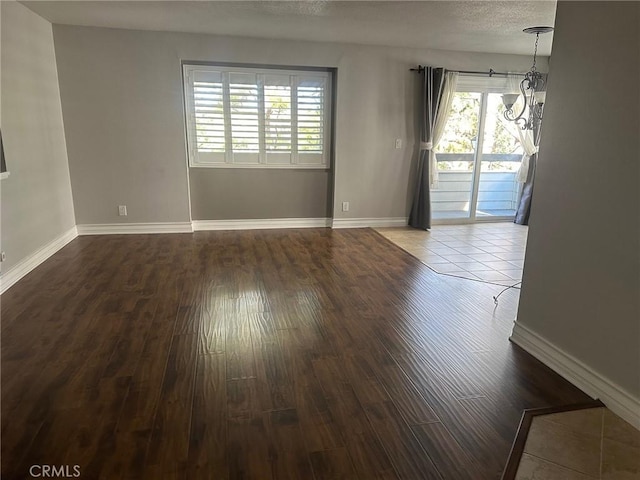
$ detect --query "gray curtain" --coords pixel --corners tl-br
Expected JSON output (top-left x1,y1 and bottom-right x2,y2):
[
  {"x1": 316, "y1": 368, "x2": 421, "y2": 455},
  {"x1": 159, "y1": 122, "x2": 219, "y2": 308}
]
[
  {"x1": 0, "y1": 130, "x2": 6, "y2": 174},
  {"x1": 409, "y1": 67, "x2": 446, "y2": 230},
  {"x1": 514, "y1": 123, "x2": 542, "y2": 225},
  {"x1": 514, "y1": 153, "x2": 536, "y2": 224}
]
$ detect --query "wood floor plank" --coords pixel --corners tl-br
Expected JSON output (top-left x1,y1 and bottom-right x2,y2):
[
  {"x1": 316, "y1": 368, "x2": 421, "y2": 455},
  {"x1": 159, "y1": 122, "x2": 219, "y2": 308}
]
[
  {"x1": 346, "y1": 435, "x2": 399, "y2": 480},
  {"x1": 324, "y1": 386, "x2": 398, "y2": 479},
  {"x1": 225, "y1": 316, "x2": 256, "y2": 381},
  {"x1": 411, "y1": 421, "x2": 487, "y2": 480},
  {"x1": 227, "y1": 378, "x2": 261, "y2": 420},
  {"x1": 372, "y1": 359, "x2": 440, "y2": 426},
  {"x1": 313, "y1": 355, "x2": 352, "y2": 400},
  {"x1": 144, "y1": 333, "x2": 198, "y2": 473},
  {"x1": 197, "y1": 309, "x2": 227, "y2": 355},
  {"x1": 309, "y1": 447, "x2": 358, "y2": 480},
  {"x1": 227, "y1": 416, "x2": 274, "y2": 480},
  {"x1": 392, "y1": 354, "x2": 516, "y2": 476},
  {"x1": 187, "y1": 353, "x2": 228, "y2": 480},
  {"x1": 362, "y1": 401, "x2": 443, "y2": 480},
  {"x1": 457, "y1": 393, "x2": 524, "y2": 452},
  {"x1": 1, "y1": 228, "x2": 593, "y2": 479},
  {"x1": 285, "y1": 331, "x2": 345, "y2": 453},
  {"x1": 341, "y1": 352, "x2": 390, "y2": 406},
  {"x1": 60, "y1": 377, "x2": 132, "y2": 479},
  {"x1": 102, "y1": 297, "x2": 158, "y2": 380},
  {"x1": 263, "y1": 408, "x2": 315, "y2": 480},
  {"x1": 295, "y1": 382, "x2": 345, "y2": 453},
  {"x1": 253, "y1": 322, "x2": 296, "y2": 412}
]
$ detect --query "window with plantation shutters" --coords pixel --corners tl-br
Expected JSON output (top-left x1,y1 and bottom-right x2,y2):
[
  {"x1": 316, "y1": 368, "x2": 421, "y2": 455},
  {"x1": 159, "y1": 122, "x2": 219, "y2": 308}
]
[{"x1": 183, "y1": 64, "x2": 331, "y2": 168}]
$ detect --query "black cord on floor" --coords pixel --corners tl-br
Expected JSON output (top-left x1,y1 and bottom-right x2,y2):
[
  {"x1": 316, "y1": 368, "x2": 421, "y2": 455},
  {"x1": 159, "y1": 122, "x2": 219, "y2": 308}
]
[{"x1": 493, "y1": 281, "x2": 522, "y2": 305}]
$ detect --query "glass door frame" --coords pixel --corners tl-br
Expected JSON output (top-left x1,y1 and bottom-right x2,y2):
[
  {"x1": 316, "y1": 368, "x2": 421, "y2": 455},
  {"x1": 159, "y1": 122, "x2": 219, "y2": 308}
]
[
  {"x1": 432, "y1": 77, "x2": 523, "y2": 225},
  {"x1": 468, "y1": 93, "x2": 488, "y2": 222}
]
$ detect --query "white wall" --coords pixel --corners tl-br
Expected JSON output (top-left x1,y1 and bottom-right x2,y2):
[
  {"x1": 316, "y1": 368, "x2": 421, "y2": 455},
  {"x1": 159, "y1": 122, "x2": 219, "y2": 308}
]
[
  {"x1": 51, "y1": 25, "x2": 539, "y2": 224},
  {"x1": 515, "y1": 1, "x2": 639, "y2": 410},
  {"x1": 0, "y1": 2, "x2": 76, "y2": 274}
]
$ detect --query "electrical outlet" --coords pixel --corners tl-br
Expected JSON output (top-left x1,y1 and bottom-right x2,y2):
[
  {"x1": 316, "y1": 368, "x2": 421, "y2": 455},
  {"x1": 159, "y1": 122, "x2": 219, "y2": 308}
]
[
  {"x1": 118, "y1": 205, "x2": 127, "y2": 216},
  {"x1": 395, "y1": 138, "x2": 402, "y2": 149},
  {"x1": 0, "y1": 251, "x2": 6, "y2": 262},
  {"x1": 342, "y1": 201, "x2": 350, "y2": 212}
]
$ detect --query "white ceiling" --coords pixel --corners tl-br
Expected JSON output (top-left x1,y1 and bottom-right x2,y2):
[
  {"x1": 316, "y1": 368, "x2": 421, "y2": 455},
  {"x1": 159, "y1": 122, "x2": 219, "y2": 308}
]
[{"x1": 22, "y1": 1, "x2": 557, "y2": 56}]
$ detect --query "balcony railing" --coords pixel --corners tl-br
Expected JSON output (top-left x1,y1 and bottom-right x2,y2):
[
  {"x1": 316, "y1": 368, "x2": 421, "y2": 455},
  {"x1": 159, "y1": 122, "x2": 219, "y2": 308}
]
[{"x1": 432, "y1": 153, "x2": 523, "y2": 218}]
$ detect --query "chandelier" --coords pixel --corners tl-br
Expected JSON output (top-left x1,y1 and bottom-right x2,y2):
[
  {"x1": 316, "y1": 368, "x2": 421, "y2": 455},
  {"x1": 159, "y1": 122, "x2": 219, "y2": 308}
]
[{"x1": 502, "y1": 26, "x2": 554, "y2": 130}]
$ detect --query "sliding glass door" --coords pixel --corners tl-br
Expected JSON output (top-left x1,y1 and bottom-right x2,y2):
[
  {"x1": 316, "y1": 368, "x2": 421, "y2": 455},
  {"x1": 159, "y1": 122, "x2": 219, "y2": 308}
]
[{"x1": 432, "y1": 81, "x2": 524, "y2": 222}]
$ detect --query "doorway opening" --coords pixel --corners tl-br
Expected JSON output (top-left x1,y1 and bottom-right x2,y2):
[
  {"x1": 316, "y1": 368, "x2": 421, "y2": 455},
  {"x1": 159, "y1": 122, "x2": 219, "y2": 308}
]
[{"x1": 432, "y1": 77, "x2": 525, "y2": 223}]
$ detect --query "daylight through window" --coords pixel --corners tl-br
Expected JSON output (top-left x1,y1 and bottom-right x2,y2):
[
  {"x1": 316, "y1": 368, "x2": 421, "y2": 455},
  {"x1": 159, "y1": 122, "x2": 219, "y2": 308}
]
[{"x1": 183, "y1": 64, "x2": 331, "y2": 168}]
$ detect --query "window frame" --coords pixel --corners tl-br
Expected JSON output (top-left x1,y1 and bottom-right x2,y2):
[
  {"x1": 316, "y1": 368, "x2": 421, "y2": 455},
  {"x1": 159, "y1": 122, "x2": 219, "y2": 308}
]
[
  {"x1": 182, "y1": 63, "x2": 332, "y2": 170},
  {"x1": 436, "y1": 75, "x2": 526, "y2": 169},
  {"x1": 432, "y1": 75, "x2": 526, "y2": 221}
]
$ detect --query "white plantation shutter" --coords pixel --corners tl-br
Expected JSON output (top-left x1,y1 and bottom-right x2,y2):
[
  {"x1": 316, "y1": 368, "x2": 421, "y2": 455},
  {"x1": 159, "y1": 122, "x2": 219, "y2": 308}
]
[
  {"x1": 228, "y1": 73, "x2": 260, "y2": 163},
  {"x1": 184, "y1": 64, "x2": 330, "y2": 168},
  {"x1": 264, "y1": 74, "x2": 293, "y2": 165},
  {"x1": 188, "y1": 70, "x2": 226, "y2": 164},
  {"x1": 297, "y1": 77, "x2": 326, "y2": 165},
  {"x1": 193, "y1": 81, "x2": 224, "y2": 152}
]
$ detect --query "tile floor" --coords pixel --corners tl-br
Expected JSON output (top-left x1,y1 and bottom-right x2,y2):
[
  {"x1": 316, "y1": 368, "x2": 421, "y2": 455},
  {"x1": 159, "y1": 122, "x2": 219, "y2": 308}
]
[
  {"x1": 376, "y1": 222, "x2": 528, "y2": 287},
  {"x1": 515, "y1": 407, "x2": 640, "y2": 479}
]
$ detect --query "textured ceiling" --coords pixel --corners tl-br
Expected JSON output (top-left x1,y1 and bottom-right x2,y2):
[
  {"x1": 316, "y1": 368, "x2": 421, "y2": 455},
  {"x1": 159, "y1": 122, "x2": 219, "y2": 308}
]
[{"x1": 22, "y1": 1, "x2": 557, "y2": 56}]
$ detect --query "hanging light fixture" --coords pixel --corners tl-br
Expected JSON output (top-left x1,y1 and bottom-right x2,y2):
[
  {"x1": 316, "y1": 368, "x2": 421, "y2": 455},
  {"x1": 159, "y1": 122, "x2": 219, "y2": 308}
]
[{"x1": 502, "y1": 26, "x2": 554, "y2": 130}]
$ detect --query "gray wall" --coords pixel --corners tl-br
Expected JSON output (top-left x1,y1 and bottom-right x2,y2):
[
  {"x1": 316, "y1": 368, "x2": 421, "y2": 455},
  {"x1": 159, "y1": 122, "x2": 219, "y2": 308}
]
[
  {"x1": 0, "y1": 2, "x2": 76, "y2": 273},
  {"x1": 52, "y1": 26, "x2": 191, "y2": 225},
  {"x1": 52, "y1": 25, "x2": 538, "y2": 223},
  {"x1": 190, "y1": 170, "x2": 331, "y2": 220},
  {"x1": 516, "y1": 2, "x2": 640, "y2": 398}
]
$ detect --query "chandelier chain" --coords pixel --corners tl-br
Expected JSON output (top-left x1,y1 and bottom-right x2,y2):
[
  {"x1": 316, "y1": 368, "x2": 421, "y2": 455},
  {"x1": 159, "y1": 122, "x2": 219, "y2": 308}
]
[{"x1": 531, "y1": 33, "x2": 540, "y2": 72}]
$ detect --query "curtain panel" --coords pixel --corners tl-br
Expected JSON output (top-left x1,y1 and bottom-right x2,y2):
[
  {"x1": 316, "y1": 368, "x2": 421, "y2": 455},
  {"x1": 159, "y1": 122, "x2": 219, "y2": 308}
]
[
  {"x1": 505, "y1": 73, "x2": 545, "y2": 225},
  {"x1": 514, "y1": 122, "x2": 542, "y2": 225},
  {"x1": 408, "y1": 67, "x2": 457, "y2": 230}
]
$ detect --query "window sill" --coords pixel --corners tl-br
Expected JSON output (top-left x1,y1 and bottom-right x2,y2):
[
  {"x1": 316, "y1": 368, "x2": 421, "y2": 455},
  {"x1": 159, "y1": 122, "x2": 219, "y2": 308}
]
[
  {"x1": 189, "y1": 164, "x2": 329, "y2": 170},
  {"x1": 0, "y1": 172, "x2": 10, "y2": 180}
]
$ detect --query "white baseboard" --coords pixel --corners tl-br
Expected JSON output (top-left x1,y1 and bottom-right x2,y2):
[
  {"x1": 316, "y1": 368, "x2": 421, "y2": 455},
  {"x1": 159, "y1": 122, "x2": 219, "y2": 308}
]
[
  {"x1": 77, "y1": 222, "x2": 193, "y2": 235},
  {"x1": 192, "y1": 218, "x2": 331, "y2": 231},
  {"x1": 331, "y1": 217, "x2": 408, "y2": 229},
  {"x1": 76, "y1": 218, "x2": 406, "y2": 233},
  {"x1": 0, "y1": 226, "x2": 78, "y2": 295},
  {"x1": 510, "y1": 322, "x2": 640, "y2": 429}
]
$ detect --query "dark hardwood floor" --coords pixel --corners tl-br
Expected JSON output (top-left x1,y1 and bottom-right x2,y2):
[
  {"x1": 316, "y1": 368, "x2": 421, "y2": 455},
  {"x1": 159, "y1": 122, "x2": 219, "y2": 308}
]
[{"x1": 1, "y1": 228, "x2": 592, "y2": 479}]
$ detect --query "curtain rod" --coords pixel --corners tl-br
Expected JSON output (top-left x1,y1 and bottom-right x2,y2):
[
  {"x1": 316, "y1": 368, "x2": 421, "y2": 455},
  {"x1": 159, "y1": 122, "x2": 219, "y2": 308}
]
[{"x1": 409, "y1": 66, "x2": 520, "y2": 77}]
